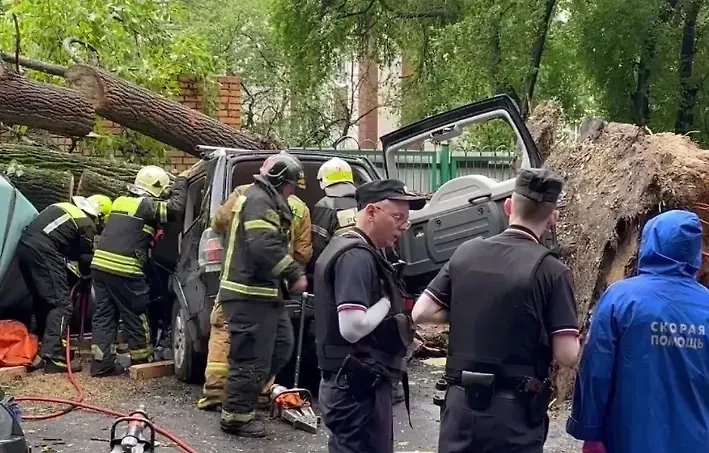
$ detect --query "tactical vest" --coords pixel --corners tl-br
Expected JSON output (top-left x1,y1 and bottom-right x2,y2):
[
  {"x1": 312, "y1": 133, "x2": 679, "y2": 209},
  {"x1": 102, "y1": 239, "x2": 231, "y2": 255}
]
[
  {"x1": 314, "y1": 194, "x2": 358, "y2": 237},
  {"x1": 444, "y1": 233, "x2": 553, "y2": 382},
  {"x1": 92, "y1": 196, "x2": 161, "y2": 277},
  {"x1": 314, "y1": 230, "x2": 413, "y2": 380}
]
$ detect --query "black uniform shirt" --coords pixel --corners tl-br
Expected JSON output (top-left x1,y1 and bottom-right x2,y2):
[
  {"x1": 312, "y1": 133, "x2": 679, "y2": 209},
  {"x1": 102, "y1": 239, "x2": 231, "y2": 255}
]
[
  {"x1": 333, "y1": 229, "x2": 382, "y2": 313},
  {"x1": 425, "y1": 226, "x2": 579, "y2": 361}
]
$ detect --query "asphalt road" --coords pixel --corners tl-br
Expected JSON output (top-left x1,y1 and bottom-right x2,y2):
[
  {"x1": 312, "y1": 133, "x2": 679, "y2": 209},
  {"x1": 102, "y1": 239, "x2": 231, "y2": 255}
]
[{"x1": 18, "y1": 361, "x2": 580, "y2": 453}]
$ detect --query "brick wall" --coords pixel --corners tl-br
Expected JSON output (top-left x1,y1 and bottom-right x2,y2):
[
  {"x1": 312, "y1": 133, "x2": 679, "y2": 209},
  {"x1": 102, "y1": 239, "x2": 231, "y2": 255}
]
[{"x1": 53, "y1": 75, "x2": 242, "y2": 173}]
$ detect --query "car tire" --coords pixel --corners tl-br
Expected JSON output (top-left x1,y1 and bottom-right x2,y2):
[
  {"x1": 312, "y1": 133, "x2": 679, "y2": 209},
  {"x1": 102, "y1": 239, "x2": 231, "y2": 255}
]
[{"x1": 172, "y1": 302, "x2": 205, "y2": 383}]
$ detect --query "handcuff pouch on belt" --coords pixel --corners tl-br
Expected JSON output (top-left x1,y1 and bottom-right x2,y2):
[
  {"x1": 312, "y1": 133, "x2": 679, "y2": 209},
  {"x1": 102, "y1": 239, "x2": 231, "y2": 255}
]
[
  {"x1": 460, "y1": 370, "x2": 496, "y2": 411},
  {"x1": 335, "y1": 355, "x2": 381, "y2": 399},
  {"x1": 517, "y1": 376, "x2": 552, "y2": 427}
]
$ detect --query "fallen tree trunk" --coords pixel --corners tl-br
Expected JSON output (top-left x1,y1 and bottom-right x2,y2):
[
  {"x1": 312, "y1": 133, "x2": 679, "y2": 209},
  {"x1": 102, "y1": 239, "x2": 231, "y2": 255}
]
[
  {"x1": 65, "y1": 65, "x2": 280, "y2": 156},
  {"x1": 0, "y1": 61, "x2": 95, "y2": 137},
  {"x1": 0, "y1": 145, "x2": 140, "y2": 183},
  {"x1": 0, "y1": 165, "x2": 74, "y2": 211},
  {"x1": 75, "y1": 170, "x2": 127, "y2": 200}
]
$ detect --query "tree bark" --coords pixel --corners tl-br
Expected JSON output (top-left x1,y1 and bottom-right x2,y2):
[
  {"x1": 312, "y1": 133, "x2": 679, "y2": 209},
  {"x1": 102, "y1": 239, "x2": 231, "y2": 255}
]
[
  {"x1": 521, "y1": 0, "x2": 558, "y2": 120},
  {"x1": 675, "y1": 0, "x2": 704, "y2": 134},
  {"x1": 0, "y1": 165, "x2": 74, "y2": 212},
  {"x1": 0, "y1": 61, "x2": 95, "y2": 137},
  {"x1": 75, "y1": 169, "x2": 127, "y2": 200},
  {"x1": 632, "y1": 0, "x2": 679, "y2": 126},
  {"x1": 65, "y1": 65, "x2": 280, "y2": 156},
  {"x1": 0, "y1": 145, "x2": 141, "y2": 183}
]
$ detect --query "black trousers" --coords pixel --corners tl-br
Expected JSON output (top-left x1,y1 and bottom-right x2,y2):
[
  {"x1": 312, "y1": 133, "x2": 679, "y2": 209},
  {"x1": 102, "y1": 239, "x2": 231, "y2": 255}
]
[
  {"x1": 222, "y1": 299, "x2": 294, "y2": 416},
  {"x1": 90, "y1": 269, "x2": 153, "y2": 374},
  {"x1": 319, "y1": 373, "x2": 394, "y2": 453},
  {"x1": 16, "y1": 241, "x2": 72, "y2": 363},
  {"x1": 438, "y1": 385, "x2": 548, "y2": 453}
]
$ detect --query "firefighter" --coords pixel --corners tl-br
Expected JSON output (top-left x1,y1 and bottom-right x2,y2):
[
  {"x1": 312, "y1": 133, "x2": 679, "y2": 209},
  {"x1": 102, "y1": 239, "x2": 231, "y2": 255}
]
[
  {"x1": 218, "y1": 151, "x2": 308, "y2": 437},
  {"x1": 16, "y1": 194, "x2": 110, "y2": 373},
  {"x1": 310, "y1": 157, "x2": 358, "y2": 267},
  {"x1": 412, "y1": 168, "x2": 580, "y2": 453},
  {"x1": 90, "y1": 165, "x2": 188, "y2": 377},
  {"x1": 197, "y1": 182, "x2": 312, "y2": 411},
  {"x1": 315, "y1": 179, "x2": 425, "y2": 453}
]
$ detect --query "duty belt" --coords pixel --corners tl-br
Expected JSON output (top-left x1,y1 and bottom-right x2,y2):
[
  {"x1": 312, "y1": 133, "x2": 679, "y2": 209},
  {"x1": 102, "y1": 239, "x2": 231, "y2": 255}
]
[{"x1": 318, "y1": 344, "x2": 407, "y2": 373}]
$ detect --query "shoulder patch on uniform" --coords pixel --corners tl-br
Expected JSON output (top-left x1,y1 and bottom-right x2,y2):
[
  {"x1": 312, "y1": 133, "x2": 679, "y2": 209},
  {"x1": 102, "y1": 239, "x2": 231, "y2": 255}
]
[
  {"x1": 336, "y1": 208, "x2": 357, "y2": 228},
  {"x1": 264, "y1": 209, "x2": 281, "y2": 226}
]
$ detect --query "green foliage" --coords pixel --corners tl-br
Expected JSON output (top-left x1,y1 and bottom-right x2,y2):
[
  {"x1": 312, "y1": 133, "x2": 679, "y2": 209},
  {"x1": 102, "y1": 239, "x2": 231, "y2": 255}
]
[{"x1": 0, "y1": 0, "x2": 223, "y2": 162}]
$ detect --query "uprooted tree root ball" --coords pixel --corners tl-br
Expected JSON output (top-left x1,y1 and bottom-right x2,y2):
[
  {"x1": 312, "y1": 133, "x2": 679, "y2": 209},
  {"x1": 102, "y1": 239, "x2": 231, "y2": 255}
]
[
  {"x1": 546, "y1": 113, "x2": 709, "y2": 402},
  {"x1": 416, "y1": 102, "x2": 709, "y2": 404}
]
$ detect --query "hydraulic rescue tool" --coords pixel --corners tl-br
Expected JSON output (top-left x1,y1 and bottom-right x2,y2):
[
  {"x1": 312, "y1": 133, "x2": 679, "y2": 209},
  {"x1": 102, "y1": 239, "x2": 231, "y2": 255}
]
[
  {"x1": 0, "y1": 389, "x2": 30, "y2": 453},
  {"x1": 110, "y1": 406, "x2": 156, "y2": 453},
  {"x1": 269, "y1": 292, "x2": 320, "y2": 434}
]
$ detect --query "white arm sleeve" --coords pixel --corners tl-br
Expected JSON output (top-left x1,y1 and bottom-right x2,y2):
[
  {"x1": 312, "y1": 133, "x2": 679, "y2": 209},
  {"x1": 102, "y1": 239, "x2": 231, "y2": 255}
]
[{"x1": 338, "y1": 297, "x2": 391, "y2": 343}]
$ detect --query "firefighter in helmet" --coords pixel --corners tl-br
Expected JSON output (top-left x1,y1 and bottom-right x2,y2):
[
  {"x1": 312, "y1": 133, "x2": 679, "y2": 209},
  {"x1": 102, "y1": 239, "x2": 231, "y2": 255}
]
[
  {"x1": 310, "y1": 157, "x2": 358, "y2": 267},
  {"x1": 197, "y1": 181, "x2": 312, "y2": 412},
  {"x1": 90, "y1": 165, "x2": 188, "y2": 377},
  {"x1": 218, "y1": 151, "x2": 308, "y2": 437},
  {"x1": 16, "y1": 194, "x2": 110, "y2": 373}
]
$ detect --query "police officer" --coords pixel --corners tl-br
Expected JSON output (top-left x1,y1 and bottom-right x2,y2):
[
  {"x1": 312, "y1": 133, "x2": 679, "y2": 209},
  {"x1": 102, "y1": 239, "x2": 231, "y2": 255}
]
[
  {"x1": 197, "y1": 182, "x2": 312, "y2": 411},
  {"x1": 90, "y1": 165, "x2": 188, "y2": 377},
  {"x1": 310, "y1": 157, "x2": 358, "y2": 267},
  {"x1": 219, "y1": 151, "x2": 308, "y2": 437},
  {"x1": 315, "y1": 179, "x2": 425, "y2": 453},
  {"x1": 16, "y1": 195, "x2": 110, "y2": 373},
  {"x1": 412, "y1": 168, "x2": 581, "y2": 453}
]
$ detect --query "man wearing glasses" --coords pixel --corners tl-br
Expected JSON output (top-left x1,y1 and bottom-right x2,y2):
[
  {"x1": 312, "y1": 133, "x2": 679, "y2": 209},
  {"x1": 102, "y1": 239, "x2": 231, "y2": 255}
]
[{"x1": 314, "y1": 179, "x2": 425, "y2": 453}]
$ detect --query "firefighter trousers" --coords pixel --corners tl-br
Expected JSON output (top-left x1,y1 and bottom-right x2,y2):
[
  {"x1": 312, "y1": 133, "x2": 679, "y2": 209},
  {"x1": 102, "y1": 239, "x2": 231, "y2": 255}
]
[
  {"x1": 16, "y1": 241, "x2": 72, "y2": 363},
  {"x1": 201, "y1": 300, "x2": 278, "y2": 407},
  {"x1": 222, "y1": 299, "x2": 294, "y2": 418},
  {"x1": 90, "y1": 269, "x2": 153, "y2": 375}
]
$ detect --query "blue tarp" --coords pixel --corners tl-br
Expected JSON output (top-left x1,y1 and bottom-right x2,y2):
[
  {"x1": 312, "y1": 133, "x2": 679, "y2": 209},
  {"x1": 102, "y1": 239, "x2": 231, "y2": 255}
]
[
  {"x1": 567, "y1": 209, "x2": 709, "y2": 453},
  {"x1": 0, "y1": 175, "x2": 37, "y2": 281}
]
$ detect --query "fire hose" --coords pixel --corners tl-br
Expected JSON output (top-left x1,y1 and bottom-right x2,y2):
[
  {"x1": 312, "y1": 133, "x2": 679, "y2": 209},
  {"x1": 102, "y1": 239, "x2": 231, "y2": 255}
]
[{"x1": 14, "y1": 283, "x2": 200, "y2": 453}]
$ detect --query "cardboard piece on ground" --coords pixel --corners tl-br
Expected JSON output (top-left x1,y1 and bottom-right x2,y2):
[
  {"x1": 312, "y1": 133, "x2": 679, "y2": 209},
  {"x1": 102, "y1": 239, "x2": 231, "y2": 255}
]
[
  {"x1": 0, "y1": 366, "x2": 27, "y2": 382},
  {"x1": 129, "y1": 360, "x2": 174, "y2": 380}
]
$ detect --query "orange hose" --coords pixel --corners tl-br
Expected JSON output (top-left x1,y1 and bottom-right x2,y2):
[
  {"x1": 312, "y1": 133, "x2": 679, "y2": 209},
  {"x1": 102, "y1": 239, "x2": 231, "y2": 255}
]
[{"x1": 15, "y1": 287, "x2": 199, "y2": 453}]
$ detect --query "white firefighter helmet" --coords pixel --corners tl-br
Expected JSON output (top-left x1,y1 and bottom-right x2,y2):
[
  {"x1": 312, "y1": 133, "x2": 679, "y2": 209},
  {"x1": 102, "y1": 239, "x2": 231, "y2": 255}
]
[
  {"x1": 128, "y1": 165, "x2": 171, "y2": 198},
  {"x1": 71, "y1": 196, "x2": 99, "y2": 218},
  {"x1": 317, "y1": 157, "x2": 354, "y2": 190}
]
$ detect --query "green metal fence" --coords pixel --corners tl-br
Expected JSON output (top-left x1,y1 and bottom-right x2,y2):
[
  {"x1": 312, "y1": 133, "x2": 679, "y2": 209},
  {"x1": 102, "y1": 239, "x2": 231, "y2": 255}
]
[{"x1": 321, "y1": 146, "x2": 516, "y2": 194}]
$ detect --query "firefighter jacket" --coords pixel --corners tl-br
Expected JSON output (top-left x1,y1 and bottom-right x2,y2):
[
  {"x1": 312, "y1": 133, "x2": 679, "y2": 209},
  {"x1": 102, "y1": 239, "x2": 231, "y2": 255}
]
[
  {"x1": 213, "y1": 184, "x2": 312, "y2": 265},
  {"x1": 443, "y1": 233, "x2": 552, "y2": 383},
  {"x1": 219, "y1": 176, "x2": 304, "y2": 301},
  {"x1": 313, "y1": 229, "x2": 413, "y2": 381},
  {"x1": 310, "y1": 186, "x2": 358, "y2": 267},
  {"x1": 20, "y1": 202, "x2": 97, "y2": 275},
  {"x1": 91, "y1": 177, "x2": 187, "y2": 278}
]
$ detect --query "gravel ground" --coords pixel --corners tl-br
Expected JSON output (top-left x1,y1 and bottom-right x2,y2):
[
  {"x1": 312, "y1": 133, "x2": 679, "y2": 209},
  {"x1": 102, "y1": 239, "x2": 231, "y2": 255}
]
[{"x1": 3, "y1": 361, "x2": 581, "y2": 452}]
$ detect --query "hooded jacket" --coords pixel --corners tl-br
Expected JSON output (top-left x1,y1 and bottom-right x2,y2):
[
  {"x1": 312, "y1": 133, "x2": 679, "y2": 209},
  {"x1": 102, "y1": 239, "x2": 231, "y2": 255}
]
[{"x1": 566, "y1": 209, "x2": 709, "y2": 453}]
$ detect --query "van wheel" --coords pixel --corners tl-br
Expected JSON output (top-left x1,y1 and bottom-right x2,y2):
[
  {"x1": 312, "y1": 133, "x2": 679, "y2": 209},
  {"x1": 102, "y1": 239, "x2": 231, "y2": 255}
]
[{"x1": 172, "y1": 302, "x2": 204, "y2": 383}]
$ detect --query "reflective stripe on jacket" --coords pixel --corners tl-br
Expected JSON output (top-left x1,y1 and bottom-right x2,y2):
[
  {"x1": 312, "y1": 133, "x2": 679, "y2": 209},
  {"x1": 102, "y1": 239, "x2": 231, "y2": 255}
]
[
  {"x1": 218, "y1": 177, "x2": 304, "y2": 301},
  {"x1": 214, "y1": 183, "x2": 312, "y2": 265},
  {"x1": 21, "y1": 202, "x2": 97, "y2": 274},
  {"x1": 92, "y1": 177, "x2": 187, "y2": 277}
]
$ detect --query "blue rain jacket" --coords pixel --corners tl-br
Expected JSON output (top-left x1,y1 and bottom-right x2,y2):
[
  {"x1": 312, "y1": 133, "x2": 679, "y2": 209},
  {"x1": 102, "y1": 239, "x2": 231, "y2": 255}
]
[{"x1": 566, "y1": 210, "x2": 709, "y2": 453}]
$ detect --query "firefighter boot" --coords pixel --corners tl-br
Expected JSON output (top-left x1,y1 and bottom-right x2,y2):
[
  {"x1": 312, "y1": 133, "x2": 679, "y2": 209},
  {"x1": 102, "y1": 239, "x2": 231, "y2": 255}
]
[
  {"x1": 45, "y1": 358, "x2": 83, "y2": 374},
  {"x1": 197, "y1": 396, "x2": 222, "y2": 412},
  {"x1": 220, "y1": 411, "x2": 266, "y2": 438}
]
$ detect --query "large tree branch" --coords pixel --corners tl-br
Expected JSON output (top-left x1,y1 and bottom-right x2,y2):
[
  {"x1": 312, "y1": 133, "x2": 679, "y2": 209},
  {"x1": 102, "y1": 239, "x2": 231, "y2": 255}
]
[
  {"x1": 521, "y1": 0, "x2": 558, "y2": 119},
  {"x1": 0, "y1": 51, "x2": 67, "y2": 77}
]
